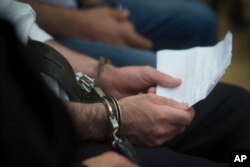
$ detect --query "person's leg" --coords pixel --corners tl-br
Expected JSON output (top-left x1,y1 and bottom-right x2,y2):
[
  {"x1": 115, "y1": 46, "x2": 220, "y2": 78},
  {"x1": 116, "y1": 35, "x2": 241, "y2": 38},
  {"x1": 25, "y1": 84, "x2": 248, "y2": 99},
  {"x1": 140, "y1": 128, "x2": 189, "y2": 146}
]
[
  {"x1": 120, "y1": 0, "x2": 218, "y2": 50},
  {"x1": 165, "y1": 83, "x2": 250, "y2": 163},
  {"x1": 76, "y1": 142, "x2": 228, "y2": 167},
  {"x1": 60, "y1": 1, "x2": 218, "y2": 66},
  {"x1": 59, "y1": 39, "x2": 156, "y2": 67}
]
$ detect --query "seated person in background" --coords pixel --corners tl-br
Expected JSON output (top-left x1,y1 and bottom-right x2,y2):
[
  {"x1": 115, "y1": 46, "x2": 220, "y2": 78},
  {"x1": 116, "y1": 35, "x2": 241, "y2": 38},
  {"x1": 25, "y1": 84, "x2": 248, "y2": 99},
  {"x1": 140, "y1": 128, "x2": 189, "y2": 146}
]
[
  {"x1": 21, "y1": 0, "x2": 218, "y2": 67},
  {"x1": 1, "y1": 1, "x2": 250, "y2": 167}
]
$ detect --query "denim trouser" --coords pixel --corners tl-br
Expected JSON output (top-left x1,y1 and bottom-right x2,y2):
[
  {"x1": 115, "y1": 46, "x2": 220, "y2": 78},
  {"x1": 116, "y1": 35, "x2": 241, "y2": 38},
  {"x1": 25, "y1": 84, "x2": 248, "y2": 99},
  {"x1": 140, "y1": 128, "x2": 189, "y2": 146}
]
[{"x1": 59, "y1": 0, "x2": 218, "y2": 67}]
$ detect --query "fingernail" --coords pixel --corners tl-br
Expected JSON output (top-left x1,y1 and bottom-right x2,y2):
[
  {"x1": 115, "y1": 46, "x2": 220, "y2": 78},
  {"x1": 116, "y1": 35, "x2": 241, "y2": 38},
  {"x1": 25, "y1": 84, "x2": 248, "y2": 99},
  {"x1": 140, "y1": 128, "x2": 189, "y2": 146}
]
[
  {"x1": 170, "y1": 77, "x2": 181, "y2": 84},
  {"x1": 173, "y1": 77, "x2": 181, "y2": 81}
]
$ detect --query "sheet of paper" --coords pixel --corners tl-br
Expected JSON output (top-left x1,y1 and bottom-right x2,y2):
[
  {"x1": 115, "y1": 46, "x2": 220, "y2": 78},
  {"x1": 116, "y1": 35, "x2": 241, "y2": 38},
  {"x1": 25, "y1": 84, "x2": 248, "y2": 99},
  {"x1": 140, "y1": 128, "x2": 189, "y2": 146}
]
[{"x1": 156, "y1": 32, "x2": 232, "y2": 106}]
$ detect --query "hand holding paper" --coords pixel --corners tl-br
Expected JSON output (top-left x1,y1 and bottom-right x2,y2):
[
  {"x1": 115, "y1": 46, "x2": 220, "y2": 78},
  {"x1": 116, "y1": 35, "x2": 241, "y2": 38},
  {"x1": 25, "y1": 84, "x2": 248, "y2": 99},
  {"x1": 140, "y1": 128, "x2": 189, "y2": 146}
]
[{"x1": 156, "y1": 32, "x2": 233, "y2": 106}]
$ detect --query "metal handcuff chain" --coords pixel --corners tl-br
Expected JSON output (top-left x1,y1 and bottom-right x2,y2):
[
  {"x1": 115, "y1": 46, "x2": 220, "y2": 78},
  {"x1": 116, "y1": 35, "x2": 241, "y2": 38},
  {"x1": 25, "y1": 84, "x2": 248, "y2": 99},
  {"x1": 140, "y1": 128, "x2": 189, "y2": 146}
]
[{"x1": 76, "y1": 72, "x2": 122, "y2": 144}]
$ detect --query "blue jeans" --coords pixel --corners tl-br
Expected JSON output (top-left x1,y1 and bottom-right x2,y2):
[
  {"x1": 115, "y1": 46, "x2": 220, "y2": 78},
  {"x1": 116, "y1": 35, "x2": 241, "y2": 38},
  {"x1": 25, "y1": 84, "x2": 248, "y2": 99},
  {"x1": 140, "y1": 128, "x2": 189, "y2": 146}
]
[{"x1": 60, "y1": 0, "x2": 218, "y2": 67}]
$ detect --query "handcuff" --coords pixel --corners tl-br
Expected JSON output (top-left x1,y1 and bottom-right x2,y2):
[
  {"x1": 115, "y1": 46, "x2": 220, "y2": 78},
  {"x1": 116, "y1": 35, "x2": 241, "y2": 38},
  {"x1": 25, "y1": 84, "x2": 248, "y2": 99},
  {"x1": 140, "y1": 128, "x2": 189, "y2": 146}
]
[
  {"x1": 75, "y1": 72, "x2": 122, "y2": 146},
  {"x1": 28, "y1": 38, "x2": 142, "y2": 166},
  {"x1": 75, "y1": 61, "x2": 143, "y2": 167}
]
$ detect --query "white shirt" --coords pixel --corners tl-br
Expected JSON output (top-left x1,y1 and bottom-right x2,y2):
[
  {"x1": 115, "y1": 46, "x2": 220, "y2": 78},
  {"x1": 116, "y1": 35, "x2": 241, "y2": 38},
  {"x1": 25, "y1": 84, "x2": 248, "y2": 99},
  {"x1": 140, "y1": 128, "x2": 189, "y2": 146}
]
[{"x1": 0, "y1": 0, "x2": 53, "y2": 44}]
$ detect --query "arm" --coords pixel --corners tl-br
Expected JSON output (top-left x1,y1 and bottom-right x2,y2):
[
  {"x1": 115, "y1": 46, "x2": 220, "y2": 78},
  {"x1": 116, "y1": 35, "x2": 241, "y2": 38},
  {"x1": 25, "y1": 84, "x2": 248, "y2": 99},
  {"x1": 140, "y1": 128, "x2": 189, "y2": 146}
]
[
  {"x1": 67, "y1": 94, "x2": 194, "y2": 147},
  {"x1": 45, "y1": 41, "x2": 192, "y2": 147},
  {"x1": 45, "y1": 40, "x2": 98, "y2": 77},
  {"x1": 20, "y1": 0, "x2": 152, "y2": 49},
  {"x1": 20, "y1": 0, "x2": 87, "y2": 38},
  {"x1": 67, "y1": 102, "x2": 108, "y2": 141},
  {"x1": 45, "y1": 40, "x2": 180, "y2": 99}
]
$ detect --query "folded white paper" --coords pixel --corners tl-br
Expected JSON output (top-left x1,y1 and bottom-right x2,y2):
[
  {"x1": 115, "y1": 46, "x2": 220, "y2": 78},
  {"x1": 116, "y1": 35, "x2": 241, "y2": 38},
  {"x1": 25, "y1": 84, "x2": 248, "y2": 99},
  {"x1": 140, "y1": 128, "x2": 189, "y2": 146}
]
[{"x1": 156, "y1": 32, "x2": 233, "y2": 106}]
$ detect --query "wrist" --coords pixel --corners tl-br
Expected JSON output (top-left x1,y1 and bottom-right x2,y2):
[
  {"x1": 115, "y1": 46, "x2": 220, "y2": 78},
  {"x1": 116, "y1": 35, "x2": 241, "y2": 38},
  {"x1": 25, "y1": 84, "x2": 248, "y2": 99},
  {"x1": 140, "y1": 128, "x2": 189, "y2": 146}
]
[
  {"x1": 118, "y1": 98, "x2": 131, "y2": 137},
  {"x1": 95, "y1": 61, "x2": 117, "y2": 93},
  {"x1": 67, "y1": 102, "x2": 108, "y2": 141},
  {"x1": 101, "y1": 96, "x2": 122, "y2": 140}
]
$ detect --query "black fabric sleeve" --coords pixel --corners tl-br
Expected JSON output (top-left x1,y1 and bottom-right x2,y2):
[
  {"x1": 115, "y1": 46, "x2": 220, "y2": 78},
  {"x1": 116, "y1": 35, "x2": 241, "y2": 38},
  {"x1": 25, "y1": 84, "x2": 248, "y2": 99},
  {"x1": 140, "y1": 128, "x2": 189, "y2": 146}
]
[{"x1": 0, "y1": 19, "x2": 76, "y2": 167}]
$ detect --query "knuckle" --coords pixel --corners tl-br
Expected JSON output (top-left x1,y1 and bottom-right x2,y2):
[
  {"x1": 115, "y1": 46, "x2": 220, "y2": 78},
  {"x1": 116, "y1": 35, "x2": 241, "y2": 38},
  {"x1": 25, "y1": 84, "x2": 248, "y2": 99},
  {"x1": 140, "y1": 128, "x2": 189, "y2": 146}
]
[
  {"x1": 152, "y1": 128, "x2": 168, "y2": 139},
  {"x1": 148, "y1": 128, "x2": 176, "y2": 147},
  {"x1": 152, "y1": 127, "x2": 165, "y2": 137},
  {"x1": 165, "y1": 125, "x2": 182, "y2": 137},
  {"x1": 155, "y1": 111, "x2": 167, "y2": 122}
]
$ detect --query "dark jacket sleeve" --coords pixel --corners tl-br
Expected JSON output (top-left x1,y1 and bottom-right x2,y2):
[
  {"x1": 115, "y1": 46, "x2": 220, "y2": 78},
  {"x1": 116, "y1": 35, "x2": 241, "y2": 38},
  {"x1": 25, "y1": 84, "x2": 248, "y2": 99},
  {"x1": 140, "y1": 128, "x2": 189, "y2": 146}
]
[{"x1": 0, "y1": 19, "x2": 79, "y2": 167}]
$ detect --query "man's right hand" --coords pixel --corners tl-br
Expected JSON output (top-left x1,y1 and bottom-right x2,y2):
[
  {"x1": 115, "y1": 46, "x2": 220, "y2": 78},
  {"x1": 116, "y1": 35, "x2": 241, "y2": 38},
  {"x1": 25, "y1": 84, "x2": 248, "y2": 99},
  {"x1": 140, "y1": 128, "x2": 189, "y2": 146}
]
[
  {"x1": 119, "y1": 94, "x2": 195, "y2": 147},
  {"x1": 75, "y1": 7, "x2": 152, "y2": 49}
]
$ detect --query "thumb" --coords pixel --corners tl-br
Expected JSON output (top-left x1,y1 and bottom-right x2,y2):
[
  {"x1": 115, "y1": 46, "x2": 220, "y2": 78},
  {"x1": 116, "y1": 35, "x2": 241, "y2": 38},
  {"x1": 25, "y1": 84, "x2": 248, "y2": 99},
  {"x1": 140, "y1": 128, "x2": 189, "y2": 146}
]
[
  {"x1": 147, "y1": 87, "x2": 156, "y2": 94},
  {"x1": 154, "y1": 71, "x2": 181, "y2": 87},
  {"x1": 111, "y1": 8, "x2": 130, "y2": 21},
  {"x1": 144, "y1": 67, "x2": 181, "y2": 87}
]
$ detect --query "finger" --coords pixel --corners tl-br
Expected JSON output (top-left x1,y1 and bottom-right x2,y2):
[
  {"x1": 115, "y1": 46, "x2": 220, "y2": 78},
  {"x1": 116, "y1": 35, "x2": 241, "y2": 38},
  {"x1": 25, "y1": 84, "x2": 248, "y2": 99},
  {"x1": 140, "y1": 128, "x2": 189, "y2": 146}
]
[
  {"x1": 160, "y1": 106, "x2": 194, "y2": 126},
  {"x1": 166, "y1": 98, "x2": 189, "y2": 110},
  {"x1": 147, "y1": 87, "x2": 156, "y2": 94},
  {"x1": 149, "y1": 126, "x2": 178, "y2": 146},
  {"x1": 188, "y1": 107, "x2": 195, "y2": 119},
  {"x1": 123, "y1": 29, "x2": 153, "y2": 49},
  {"x1": 188, "y1": 107, "x2": 195, "y2": 112},
  {"x1": 112, "y1": 38, "x2": 131, "y2": 48},
  {"x1": 111, "y1": 8, "x2": 130, "y2": 21},
  {"x1": 145, "y1": 67, "x2": 181, "y2": 88},
  {"x1": 150, "y1": 94, "x2": 190, "y2": 110},
  {"x1": 151, "y1": 135, "x2": 176, "y2": 147}
]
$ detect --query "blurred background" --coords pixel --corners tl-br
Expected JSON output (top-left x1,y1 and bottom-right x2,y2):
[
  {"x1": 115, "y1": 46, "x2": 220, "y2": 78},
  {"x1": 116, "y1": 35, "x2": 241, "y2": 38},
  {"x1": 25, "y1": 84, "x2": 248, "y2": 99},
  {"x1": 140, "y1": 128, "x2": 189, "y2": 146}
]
[{"x1": 203, "y1": 0, "x2": 250, "y2": 91}]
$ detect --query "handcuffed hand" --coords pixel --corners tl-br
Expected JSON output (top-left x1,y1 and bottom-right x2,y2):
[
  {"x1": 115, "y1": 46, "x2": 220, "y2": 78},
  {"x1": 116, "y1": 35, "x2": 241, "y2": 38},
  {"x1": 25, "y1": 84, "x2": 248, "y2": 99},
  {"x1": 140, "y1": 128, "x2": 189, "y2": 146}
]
[
  {"x1": 97, "y1": 65, "x2": 181, "y2": 99},
  {"x1": 119, "y1": 93, "x2": 195, "y2": 147}
]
